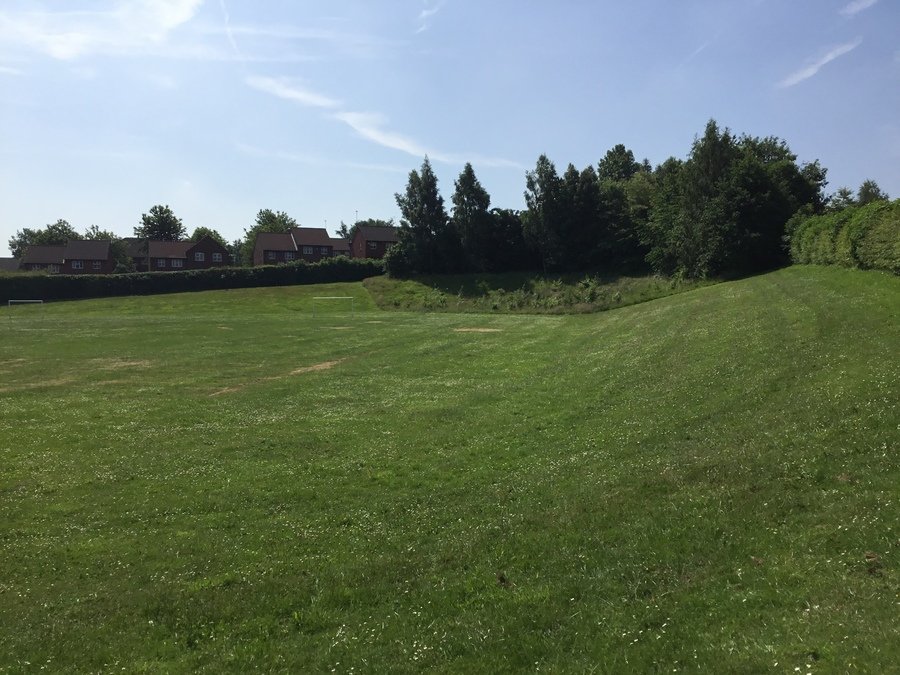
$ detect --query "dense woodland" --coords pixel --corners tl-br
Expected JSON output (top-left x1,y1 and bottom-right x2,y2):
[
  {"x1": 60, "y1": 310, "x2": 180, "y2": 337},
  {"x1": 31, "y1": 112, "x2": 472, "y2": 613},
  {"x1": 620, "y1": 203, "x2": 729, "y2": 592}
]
[
  {"x1": 387, "y1": 119, "x2": 891, "y2": 278},
  {"x1": 7, "y1": 119, "x2": 894, "y2": 280}
]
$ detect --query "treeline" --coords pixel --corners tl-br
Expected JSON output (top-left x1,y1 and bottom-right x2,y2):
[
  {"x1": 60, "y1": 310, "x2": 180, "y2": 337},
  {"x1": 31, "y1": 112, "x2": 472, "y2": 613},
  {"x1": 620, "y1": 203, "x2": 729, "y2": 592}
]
[
  {"x1": 387, "y1": 119, "x2": 891, "y2": 279},
  {"x1": 788, "y1": 199, "x2": 900, "y2": 273},
  {"x1": 0, "y1": 257, "x2": 383, "y2": 305}
]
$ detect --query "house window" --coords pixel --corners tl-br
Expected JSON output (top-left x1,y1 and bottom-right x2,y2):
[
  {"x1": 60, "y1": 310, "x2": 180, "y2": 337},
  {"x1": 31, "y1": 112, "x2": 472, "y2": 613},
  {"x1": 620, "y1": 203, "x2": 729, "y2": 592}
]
[
  {"x1": 194, "y1": 252, "x2": 205, "y2": 262},
  {"x1": 320, "y1": 247, "x2": 329, "y2": 255},
  {"x1": 72, "y1": 260, "x2": 84, "y2": 270},
  {"x1": 266, "y1": 251, "x2": 276, "y2": 261},
  {"x1": 302, "y1": 246, "x2": 313, "y2": 255},
  {"x1": 284, "y1": 251, "x2": 295, "y2": 261},
  {"x1": 212, "y1": 252, "x2": 223, "y2": 262},
  {"x1": 171, "y1": 259, "x2": 184, "y2": 268},
  {"x1": 48, "y1": 264, "x2": 60, "y2": 273},
  {"x1": 92, "y1": 261, "x2": 102, "y2": 270},
  {"x1": 157, "y1": 259, "x2": 166, "y2": 268},
  {"x1": 367, "y1": 241, "x2": 378, "y2": 250}
]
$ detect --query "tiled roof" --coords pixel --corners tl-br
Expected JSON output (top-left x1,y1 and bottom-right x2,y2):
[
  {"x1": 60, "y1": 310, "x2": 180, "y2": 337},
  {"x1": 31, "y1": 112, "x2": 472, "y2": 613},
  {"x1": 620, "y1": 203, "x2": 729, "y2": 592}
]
[
  {"x1": 290, "y1": 227, "x2": 333, "y2": 247},
  {"x1": 148, "y1": 240, "x2": 192, "y2": 259},
  {"x1": 356, "y1": 225, "x2": 400, "y2": 243},
  {"x1": 64, "y1": 239, "x2": 110, "y2": 260},
  {"x1": 0, "y1": 257, "x2": 21, "y2": 272},
  {"x1": 122, "y1": 238, "x2": 147, "y2": 258},
  {"x1": 21, "y1": 245, "x2": 66, "y2": 265},
  {"x1": 330, "y1": 238, "x2": 351, "y2": 252},
  {"x1": 255, "y1": 232, "x2": 296, "y2": 252}
]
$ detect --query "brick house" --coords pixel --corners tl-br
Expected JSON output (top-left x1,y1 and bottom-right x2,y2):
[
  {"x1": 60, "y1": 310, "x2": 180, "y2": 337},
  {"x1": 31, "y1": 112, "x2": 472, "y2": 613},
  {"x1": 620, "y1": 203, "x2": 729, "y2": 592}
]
[
  {"x1": 290, "y1": 227, "x2": 334, "y2": 262},
  {"x1": 62, "y1": 240, "x2": 115, "y2": 274},
  {"x1": 20, "y1": 245, "x2": 66, "y2": 273},
  {"x1": 0, "y1": 257, "x2": 22, "y2": 273},
  {"x1": 127, "y1": 236, "x2": 230, "y2": 271},
  {"x1": 350, "y1": 225, "x2": 400, "y2": 259},
  {"x1": 253, "y1": 232, "x2": 298, "y2": 266},
  {"x1": 330, "y1": 238, "x2": 351, "y2": 257}
]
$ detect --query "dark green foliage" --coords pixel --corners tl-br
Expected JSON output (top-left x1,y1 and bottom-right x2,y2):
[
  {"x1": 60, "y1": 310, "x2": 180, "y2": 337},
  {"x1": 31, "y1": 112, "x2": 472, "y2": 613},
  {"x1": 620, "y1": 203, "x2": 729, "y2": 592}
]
[
  {"x1": 522, "y1": 155, "x2": 565, "y2": 271},
  {"x1": 642, "y1": 120, "x2": 827, "y2": 278},
  {"x1": 0, "y1": 257, "x2": 384, "y2": 304},
  {"x1": 857, "y1": 179, "x2": 889, "y2": 206},
  {"x1": 8, "y1": 219, "x2": 80, "y2": 258},
  {"x1": 597, "y1": 143, "x2": 642, "y2": 183},
  {"x1": 135, "y1": 204, "x2": 186, "y2": 241},
  {"x1": 390, "y1": 157, "x2": 460, "y2": 275},
  {"x1": 451, "y1": 163, "x2": 492, "y2": 272},
  {"x1": 788, "y1": 199, "x2": 900, "y2": 273}
]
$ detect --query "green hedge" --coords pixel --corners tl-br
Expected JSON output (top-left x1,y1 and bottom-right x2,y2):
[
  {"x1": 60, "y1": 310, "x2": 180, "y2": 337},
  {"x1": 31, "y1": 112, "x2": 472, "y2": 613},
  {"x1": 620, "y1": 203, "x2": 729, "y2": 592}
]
[
  {"x1": 788, "y1": 200, "x2": 900, "y2": 273},
  {"x1": 0, "y1": 257, "x2": 384, "y2": 305}
]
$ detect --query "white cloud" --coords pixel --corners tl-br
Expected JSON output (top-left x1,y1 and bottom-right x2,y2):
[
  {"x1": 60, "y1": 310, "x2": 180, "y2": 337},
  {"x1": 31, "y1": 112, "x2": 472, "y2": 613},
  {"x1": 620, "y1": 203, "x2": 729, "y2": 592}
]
[
  {"x1": 778, "y1": 38, "x2": 862, "y2": 88},
  {"x1": 245, "y1": 76, "x2": 341, "y2": 109},
  {"x1": 416, "y1": 1, "x2": 445, "y2": 34},
  {"x1": 0, "y1": 65, "x2": 23, "y2": 76},
  {"x1": 0, "y1": 0, "x2": 203, "y2": 60},
  {"x1": 840, "y1": 0, "x2": 879, "y2": 17},
  {"x1": 334, "y1": 112, "x2": 431, "y2": 157}
]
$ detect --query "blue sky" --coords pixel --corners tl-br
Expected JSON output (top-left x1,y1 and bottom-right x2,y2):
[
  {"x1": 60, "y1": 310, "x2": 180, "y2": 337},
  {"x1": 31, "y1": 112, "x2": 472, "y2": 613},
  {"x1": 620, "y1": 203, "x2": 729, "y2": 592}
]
[{"x1": 1, "y1": 0, "x2": 898, "y2": 256}]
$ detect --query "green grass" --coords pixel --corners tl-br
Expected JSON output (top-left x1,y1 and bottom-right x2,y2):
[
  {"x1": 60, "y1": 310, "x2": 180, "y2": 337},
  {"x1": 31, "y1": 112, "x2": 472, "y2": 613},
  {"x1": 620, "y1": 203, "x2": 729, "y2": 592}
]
[
  {"x1": 364, "y1": 271, "x2": 713, "y2": 313},
  {"x1": 0, "y1": 266, "x2": 897, "y2": 672}
]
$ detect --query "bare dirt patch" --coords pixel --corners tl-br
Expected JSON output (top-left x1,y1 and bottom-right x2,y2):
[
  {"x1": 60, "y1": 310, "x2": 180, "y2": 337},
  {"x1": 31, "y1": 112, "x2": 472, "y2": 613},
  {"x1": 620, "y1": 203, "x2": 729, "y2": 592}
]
[
  {"x1": 0, "y1": 377, "x2": 74, "y2": 394},
  {"x1": 91, "y1": 358, "x2": 152, "y2": 370},
  {"x1": 454, "y1": 328, "x2": 503, "y2": 333},
  {"x1": 210, "y1": 386, "x2": 242, "y2": 397},
  {"x1": 329, "y1": 326, "x2": 352, "y2": 330},
  {"x1": 291, "y1": 359, "x2": 344, "y2": 375},
  {"x1": 217, "y1": 326, "x2": 233, "y2": 331}
]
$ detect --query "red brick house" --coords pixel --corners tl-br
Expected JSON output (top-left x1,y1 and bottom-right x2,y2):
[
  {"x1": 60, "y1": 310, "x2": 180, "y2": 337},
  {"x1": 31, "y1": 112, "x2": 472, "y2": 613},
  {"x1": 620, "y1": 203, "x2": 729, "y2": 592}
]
[
  {"x1": 330, "y1": 238, "x2": 351, "y2": 257},
  {"x1": 350, "y1": 225, "x2": 400, "y2": 259},
  {"x1": 253, "y1": 232, "x2": 298, "y2": 266},
  {"x1": 252, "y1": 227, "x2": 343, "y2": 266},
  {"x1": 20, "y1": 245, "x2": 66, "y2": 273},
  {"x1": 127, "y1": 236, "x2": 230, "y2": 271},
  {"x1": 62, "y1": 240, "x2": 115, "y2": 274}
]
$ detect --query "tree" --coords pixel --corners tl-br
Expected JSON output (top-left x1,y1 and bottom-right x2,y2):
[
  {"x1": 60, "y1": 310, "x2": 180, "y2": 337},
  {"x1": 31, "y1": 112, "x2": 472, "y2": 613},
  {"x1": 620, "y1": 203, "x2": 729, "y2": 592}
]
[
  {"x1": 522, "y1": 154, "x2": 565, "y2": 271},
  {"x1": 451, "y1": 163, "x2": 492, "y2": 272},
  {"x1": 597, "y1": 144, "x2": 642, "y2": 183},
  {"x1": 829, "y1": 187, "x2": 856, "y2": 211},
  {"x1": 190, "y1": 226, "x2": 228, "y2": 247},
  {"x1": 240, "y1": 209, "x2": 298, "y2": 266},
  {"x1": 390, "y1": 157, "x2": 456, "y2": 275},
  {"x1": 135, "y1": 205, "x2": 186, "y2": 241},
  {"x1": 857, "y1": 179, "x2": 889, "y2": 206},
  {"x1": 8, "y1": 219, "x2": 79, "y2": 258}
]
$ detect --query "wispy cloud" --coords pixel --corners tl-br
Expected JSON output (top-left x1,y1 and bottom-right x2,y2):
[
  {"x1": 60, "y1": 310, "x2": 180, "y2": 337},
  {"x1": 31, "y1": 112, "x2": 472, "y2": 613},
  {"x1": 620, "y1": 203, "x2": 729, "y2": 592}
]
[
  {"x1": 245, "y1": 76, "x2": 341, "y2": 109},
  {"x1": 778, "y1": 38, "x2": 862, "y2": 88},
  {"x1": 840, "y1": 0, "x2": 879, "y2": 17},
  {"x1": 416, "y1": 0, "x2": 445, "y2": 34},
  {"x1": 0, "y1": 65, "x2": 23, "y2": 76},
  {"x1": 0, "y1": 0, "x2": 203, "y2": 60},
  {"x1": 235, "y1": 142, "x2": 407, "y2": 173},
  {"x1": 334, "y1": 112, "x2": 431, "y2": 157}
]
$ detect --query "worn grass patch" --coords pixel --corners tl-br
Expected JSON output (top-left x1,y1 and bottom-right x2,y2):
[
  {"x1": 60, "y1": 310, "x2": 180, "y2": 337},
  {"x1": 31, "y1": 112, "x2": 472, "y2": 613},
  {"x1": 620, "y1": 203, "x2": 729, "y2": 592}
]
[{"x1": 0, "y1": 268, "x2": 897, "y2": 672}]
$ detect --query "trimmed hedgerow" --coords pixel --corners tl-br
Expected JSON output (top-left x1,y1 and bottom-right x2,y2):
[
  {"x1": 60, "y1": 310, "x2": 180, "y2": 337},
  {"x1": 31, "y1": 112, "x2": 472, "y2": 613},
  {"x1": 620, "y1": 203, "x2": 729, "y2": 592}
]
[
  {"x1": 788, "y1": 200, "x2": 899, "y2": 273},
  {"x1": 0, "y1": 257, "x2": 384, "y2": 304}
]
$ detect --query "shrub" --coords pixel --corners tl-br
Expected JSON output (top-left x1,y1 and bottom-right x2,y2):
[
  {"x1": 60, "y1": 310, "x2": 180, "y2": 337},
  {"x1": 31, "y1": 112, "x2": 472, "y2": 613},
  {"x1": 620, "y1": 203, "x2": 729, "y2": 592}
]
[
  {"x1": 788, "y1": 200, "x2": 900, "y2": 273},
  {"x1": 0, "y1": 258, "x2": 384, "y2": 305}
]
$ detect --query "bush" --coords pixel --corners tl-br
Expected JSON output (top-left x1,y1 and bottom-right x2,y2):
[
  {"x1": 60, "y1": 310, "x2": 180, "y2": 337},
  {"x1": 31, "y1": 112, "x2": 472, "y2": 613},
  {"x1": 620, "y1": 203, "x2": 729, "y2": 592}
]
[
  {"x1": 0, "y1": 257, "x2": 384, "y2": 305},
  {"x1": 788, "y1": 200, "x2": 900, "y2": 273}
]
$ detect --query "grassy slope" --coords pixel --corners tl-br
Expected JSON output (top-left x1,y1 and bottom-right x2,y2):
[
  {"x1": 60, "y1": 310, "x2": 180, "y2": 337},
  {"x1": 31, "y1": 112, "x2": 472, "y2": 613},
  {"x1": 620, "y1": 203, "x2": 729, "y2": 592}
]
[{"x1": 0, "y1": 267, "x2": 897, "y2": 672}]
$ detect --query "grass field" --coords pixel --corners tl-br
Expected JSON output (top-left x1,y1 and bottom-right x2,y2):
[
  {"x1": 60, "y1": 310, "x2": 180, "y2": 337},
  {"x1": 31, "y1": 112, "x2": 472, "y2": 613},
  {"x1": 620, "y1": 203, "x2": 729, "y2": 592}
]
[{"x1": 0, "y1": 267, "x2": 898, "y2": 672}]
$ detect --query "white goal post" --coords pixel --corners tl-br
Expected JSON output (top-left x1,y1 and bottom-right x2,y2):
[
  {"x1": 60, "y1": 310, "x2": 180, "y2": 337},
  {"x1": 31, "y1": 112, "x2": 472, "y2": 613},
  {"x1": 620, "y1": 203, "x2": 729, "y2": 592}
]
[
  {"x1": 7, "y1": 299, "x2": 44, "y2": 321},
  {"x1": 311, "y1": 296, "x2": 355, "y2": 318}
]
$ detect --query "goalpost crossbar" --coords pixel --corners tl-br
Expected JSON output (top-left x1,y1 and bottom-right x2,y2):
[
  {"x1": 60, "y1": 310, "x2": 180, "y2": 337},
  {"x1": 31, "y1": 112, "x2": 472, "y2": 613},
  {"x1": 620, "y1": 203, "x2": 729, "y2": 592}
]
[{"x1": 7, "y1": 299, "x2": 44, "y2": 323}]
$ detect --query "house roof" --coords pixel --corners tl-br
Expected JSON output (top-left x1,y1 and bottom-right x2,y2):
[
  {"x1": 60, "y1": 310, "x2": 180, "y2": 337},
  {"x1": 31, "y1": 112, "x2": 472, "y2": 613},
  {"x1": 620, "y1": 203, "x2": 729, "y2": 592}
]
[
  {"x1": 330, "y1": 237, "x2": 351, "y2": 252},
  {"x1": 148, "y1": 240, "x2": 192, "y2": 259},
  {"x1": 255, "y1": 232, "x2": 296, "y2": 252},
  {"x1": 122, "y1": 238, "x2": 147, "y2": 258},
  {"x1": 64, "y1": 239, "x2": 110, "y2": 260},
  {"x1": 355, "y1": 225, "x2": 400, "y2": 243},
  {"x1": 21, "y1": 245, "x2": 66, "y2": 265},
  {"x1": 290, "y1": 227, "x2": 333, "y2": 247},
  {"x1": 0, "y1": 257, "x2": 21, "y2": 272}
]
